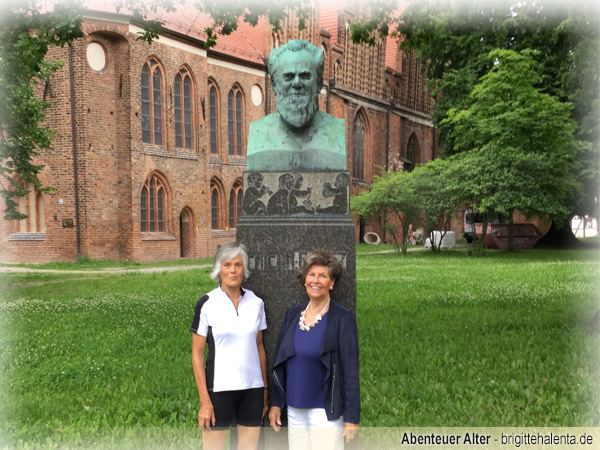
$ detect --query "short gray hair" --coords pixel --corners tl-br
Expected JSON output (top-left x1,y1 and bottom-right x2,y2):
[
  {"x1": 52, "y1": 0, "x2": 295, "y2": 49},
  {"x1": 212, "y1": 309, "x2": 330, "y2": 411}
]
[
  {"x1": 269, "y1": 40, "x2": 324, "y2": 91},
  {"x1": 210, "y1": 242, "x2": 250, "y2": 282}
]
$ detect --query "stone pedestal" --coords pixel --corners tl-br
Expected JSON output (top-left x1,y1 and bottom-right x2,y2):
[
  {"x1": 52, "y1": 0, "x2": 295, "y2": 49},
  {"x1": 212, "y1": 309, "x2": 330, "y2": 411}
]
[
  {"x1": 237, "y1": 215, "x2": 356, "y2": 358},
  {"x1": 236, "y1": 170, "x2": 357, "y2": 366}
]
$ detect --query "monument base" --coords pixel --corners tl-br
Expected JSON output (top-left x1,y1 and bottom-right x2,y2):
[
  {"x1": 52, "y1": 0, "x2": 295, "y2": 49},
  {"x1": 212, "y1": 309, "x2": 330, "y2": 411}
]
[
  {"x1": 236, "y1": 214, "x2": 356, "y2": 361},
  {"x1": 237, "y1": 170, "x2": 357, "y2": 449}
]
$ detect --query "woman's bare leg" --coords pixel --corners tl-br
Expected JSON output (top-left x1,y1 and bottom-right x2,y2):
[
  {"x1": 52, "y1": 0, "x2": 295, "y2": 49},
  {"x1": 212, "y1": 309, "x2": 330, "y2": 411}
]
[{"x1": 237, "y1": 425, "x2": 261, "y2": 450}]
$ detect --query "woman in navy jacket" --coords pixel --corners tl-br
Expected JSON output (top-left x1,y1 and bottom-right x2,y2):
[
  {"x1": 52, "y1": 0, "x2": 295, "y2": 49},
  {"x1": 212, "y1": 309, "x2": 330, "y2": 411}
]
[{"x1": 269, "y1": 251, "x2": 360, "y2": 449}]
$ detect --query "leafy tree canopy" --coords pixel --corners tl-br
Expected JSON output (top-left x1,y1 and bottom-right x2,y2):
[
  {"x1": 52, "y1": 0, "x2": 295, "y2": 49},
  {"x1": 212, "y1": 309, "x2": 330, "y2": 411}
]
[
  {"x1": 393, "y1": 0, "x2": 598, "y2": 158},
  {"x1": 410, "y1": 157, "x2": 465, "y2": 250},
  {"x1": 445, "y1": 49, "x2": 577, "y2": 248},
  {"x1": 351, "y1": 169, "x2": 423, "y2": 254},
  {"x1": 352, "y1": 0, "x2": 599, "y2": 227},
  {"x1": 0, "y1": 0, "x2": 84, "y2": 219}
]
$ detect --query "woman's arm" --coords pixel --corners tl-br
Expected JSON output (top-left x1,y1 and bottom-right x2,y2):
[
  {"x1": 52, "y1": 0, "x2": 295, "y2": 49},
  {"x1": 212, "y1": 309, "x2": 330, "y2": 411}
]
[
  {"x1": 257, "y1": 330, "x2": 268, "y2": 417},
  {"x1": 269, "y1": 306, "x2": 295, "y2": 408},
  {"x1": 338, "y1": 311, "x2": 360, "y2": 440},
  {"x1": 192, "y1": 333, "x2": 215, "y2": 431}
]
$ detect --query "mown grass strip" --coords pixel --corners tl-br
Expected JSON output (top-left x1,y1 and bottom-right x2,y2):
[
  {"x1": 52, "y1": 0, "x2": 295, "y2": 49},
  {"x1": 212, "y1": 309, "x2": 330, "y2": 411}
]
[{"x1": 0, "y1": 249, "x2": 598, "y2": 448}]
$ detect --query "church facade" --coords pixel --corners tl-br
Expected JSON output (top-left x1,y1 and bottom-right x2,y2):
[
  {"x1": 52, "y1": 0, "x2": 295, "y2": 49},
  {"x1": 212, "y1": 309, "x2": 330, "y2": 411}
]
[{"x1": 0, "y1": 0, "x2": 437, "y2": 263}]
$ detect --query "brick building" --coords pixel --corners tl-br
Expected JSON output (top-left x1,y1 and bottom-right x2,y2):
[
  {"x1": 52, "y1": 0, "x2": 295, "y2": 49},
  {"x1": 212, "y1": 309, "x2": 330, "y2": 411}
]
[{"x1": 0, "y1": 0, "x2": 436, "y2": 263}]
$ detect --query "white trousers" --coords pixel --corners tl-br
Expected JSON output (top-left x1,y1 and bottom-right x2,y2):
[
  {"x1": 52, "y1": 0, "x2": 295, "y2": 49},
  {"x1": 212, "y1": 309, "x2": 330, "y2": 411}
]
[{"x1": 287, "y1": 406, "x2": 344, "y2": 450}]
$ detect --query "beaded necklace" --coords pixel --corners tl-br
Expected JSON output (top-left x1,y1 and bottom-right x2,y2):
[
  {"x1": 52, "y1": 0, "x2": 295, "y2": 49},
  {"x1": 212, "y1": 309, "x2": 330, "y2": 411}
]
[{"x1": 299, "y1": 299, "x2": 330, "y2": 332}]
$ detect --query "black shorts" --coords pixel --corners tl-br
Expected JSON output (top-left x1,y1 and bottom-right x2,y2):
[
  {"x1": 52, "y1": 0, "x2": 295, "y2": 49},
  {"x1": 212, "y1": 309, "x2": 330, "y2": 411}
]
[{"x1": 209, "y1": 387, "x2": 264, "y2": 429}]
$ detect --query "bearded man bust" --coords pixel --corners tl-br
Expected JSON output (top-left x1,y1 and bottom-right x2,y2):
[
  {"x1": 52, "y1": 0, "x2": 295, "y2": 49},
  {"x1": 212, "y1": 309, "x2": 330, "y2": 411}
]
[{"x1": 247, "y1": 40, "x2": 346, "y2": 171}]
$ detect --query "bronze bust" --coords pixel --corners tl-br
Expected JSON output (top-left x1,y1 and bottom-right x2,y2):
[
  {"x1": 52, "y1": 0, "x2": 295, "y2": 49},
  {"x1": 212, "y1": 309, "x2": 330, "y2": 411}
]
[{"x1": 247, "y1": 40, "x2": 346, "y2": 171}]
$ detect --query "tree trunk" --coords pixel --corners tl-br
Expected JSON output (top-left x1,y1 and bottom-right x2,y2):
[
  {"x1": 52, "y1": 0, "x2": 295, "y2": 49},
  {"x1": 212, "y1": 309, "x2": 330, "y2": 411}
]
[
  {"x1": 434, "y1": 230, "x2": 447, "y2": 251},
  {"x1": 401, "y1": 222, "x2": 410, "y2": 254},
  {"x1": 475, "y1": 214, "x2": 489, "y2": 251},
  {"x1": 359, "y1": 217, "x2": 366, "y2": 244},
  {"x1": 386, "y1": 225, "x2": 401, "y2": 254},
  {"x1": 534, "y1": 218, "x2": 583, "y2": 249},
  {"x1": 507, "y1": 212, "x2": 514, "y2": 252}
]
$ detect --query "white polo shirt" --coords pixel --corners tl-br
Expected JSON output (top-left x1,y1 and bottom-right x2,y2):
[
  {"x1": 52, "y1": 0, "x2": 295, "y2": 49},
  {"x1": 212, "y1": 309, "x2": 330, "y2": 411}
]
[{"x1": 190, "y1": 286, "x2": 267, "y2": 392}]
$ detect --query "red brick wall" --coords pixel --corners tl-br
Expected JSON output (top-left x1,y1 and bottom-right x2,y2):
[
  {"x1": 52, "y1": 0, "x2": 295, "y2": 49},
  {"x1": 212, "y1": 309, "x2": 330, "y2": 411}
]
[
  {"x1": 122, "y1": 26, "x2": 267, "y2": 262},
  {"x1": 0, "y1": 10, "x2": 438, "y2": 263},
  {"x1": 75, "y1": 29, "x2": 130, "y2": 260},
  {"x1": 0, "y1": 19, "x2": 266, "y2": 263},
  {"x1": 0, "y1": 43, "x2": 80, "y2": 263}
]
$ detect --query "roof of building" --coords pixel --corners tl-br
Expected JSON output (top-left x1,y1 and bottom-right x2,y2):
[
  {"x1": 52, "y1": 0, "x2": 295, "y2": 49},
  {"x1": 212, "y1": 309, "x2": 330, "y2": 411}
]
[
  {"x1": 79, "y1": 0, "x2": 265, "y2": 65},
  {"x1": 385, "y1": 33, "x2": 400, "y2": 71},
  {"x1": 319, "y1": 0, "x2": 348, "y2": 46},
  {"x1": 384, "y1": 0, "x2": 412, "y2": 71},
  {"x1": 237, "y1": 15, "x2": 266, "y2": 58},
  {"x1": 74, "y1": 0, "x2": 408, "y2": 70}
]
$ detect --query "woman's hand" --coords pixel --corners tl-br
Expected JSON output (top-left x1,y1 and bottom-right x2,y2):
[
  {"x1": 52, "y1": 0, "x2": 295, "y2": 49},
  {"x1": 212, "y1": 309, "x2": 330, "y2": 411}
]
[
  {"x1": 192, "y1": 334, "x2": 215, "y2": 432},
  {"x1": 198, "y1": 402, "x2": 215, "y2": 431},
  {"x1": 263, "y1": 389, "x2": 269, "y2": 418},
  {"x1": 257, "y1": 331, "x2": 269, "y2": 419},
  {"x1": 269, "y1": 406, "x2": 282, "y2": 432},
  {"x1": 343, "y1": 422, "x2": 359, "y2": 442}
]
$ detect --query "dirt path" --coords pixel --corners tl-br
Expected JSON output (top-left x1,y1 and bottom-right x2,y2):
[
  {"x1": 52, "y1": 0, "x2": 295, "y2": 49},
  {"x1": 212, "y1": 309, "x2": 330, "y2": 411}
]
[{"x1": 0, "y1": 264, "x2": 211, "y2": 274}]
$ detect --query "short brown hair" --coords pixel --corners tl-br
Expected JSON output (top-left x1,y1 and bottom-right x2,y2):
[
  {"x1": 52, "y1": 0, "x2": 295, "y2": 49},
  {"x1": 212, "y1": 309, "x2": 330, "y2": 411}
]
[{"x1": 297, "y1": 250, "x2": 343, "y2": 286}]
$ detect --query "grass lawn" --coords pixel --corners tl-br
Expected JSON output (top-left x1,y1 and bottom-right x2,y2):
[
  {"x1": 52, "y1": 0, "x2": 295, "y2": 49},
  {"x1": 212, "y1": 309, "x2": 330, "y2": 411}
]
[{"x1": 0, "y1": 248, "x2": 598, "y2": 448}]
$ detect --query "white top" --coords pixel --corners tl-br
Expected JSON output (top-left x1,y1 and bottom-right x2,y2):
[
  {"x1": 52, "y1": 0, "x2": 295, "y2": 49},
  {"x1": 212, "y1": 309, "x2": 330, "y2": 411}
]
[{"x1": 191, "y1": 286, "x2": 267, "y2": 392}]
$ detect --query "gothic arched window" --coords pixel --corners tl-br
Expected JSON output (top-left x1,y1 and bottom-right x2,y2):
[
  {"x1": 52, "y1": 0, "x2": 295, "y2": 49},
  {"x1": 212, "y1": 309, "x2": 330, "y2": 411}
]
[
  {"x1": 174, "y1": 68, "x2": 193, "y2": 149},
  {"x1": 406, "y1": 135, "x2": 416, "y2": 172},
  {"x1": 141, "y1": 172, "x2": 170, "y2": 232},
  {"x1": 208, "y1": 81, "x2": 220, "y2": 154},
  {"x1": 352, "y1": 113, "x2": 366, "y2": 180},
  {"x1": 141, "y1": 58, "x2": 164, "y2": 145},
  {"x1": 229, "y1": 181, "x2": 243, "y2": 229},
  {"x1": 228, "y1": 86, "x2": 244, "y2": 156}
]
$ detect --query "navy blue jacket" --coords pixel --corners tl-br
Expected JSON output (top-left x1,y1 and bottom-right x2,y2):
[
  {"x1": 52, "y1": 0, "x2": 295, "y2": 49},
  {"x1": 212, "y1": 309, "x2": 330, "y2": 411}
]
[{"x1": 269, "y1": 301, "x2": 360, "y2": 424}]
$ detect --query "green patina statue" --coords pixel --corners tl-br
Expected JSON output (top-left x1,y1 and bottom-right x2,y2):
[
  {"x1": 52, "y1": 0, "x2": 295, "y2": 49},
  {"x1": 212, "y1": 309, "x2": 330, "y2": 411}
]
[{"x1": 247, "y1": 40, "x2": 346, "y2": 171}]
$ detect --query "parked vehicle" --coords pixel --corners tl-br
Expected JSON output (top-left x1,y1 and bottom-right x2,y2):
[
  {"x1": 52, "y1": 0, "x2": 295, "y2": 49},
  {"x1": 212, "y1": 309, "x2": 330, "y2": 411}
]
[
  {"x1": 463, "y1": 209, "x2": 507, "y2": 243},
  {"x1": 475, "y1": 223, "x2": 542, "y2": 249}
]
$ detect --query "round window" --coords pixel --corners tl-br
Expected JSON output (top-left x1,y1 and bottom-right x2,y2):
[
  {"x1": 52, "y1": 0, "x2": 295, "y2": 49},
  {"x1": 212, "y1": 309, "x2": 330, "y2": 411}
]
[
  {"x1": 86, "y1": 42, "x2": 107, "y2": 72},
  {"x1": 251, "y1": 84, "x2": 263, "y2": 107}
]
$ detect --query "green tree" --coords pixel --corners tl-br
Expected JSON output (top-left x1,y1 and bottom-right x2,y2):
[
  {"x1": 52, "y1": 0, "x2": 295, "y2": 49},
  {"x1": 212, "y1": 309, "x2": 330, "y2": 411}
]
[
  {"x1": 0, "y1": 0, "x2": 174, "y2": 219},
  {"x1": 410, "y1": 158, "x2": 465, "y2": 252},
  {"x1": 0, "y1": 0, "x2": 84, "y2": 219},
  {"x1": 352, "y1": 0, "x2": 599, "y2": 247},
  {"x1": 351, "y1": 170, "x2": 422, "y2": 254},
  {"x1": 444, "y1": 49, "x2": 577, "y2": 251}
]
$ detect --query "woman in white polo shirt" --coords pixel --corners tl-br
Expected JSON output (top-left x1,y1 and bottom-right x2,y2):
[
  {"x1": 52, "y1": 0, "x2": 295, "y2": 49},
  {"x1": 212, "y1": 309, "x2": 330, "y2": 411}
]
[{"x1": 191, "y1": 242, "x2": 268, "y2": 450}]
